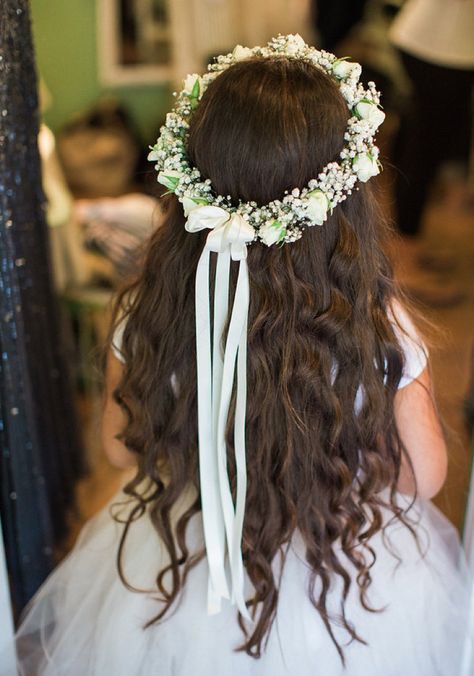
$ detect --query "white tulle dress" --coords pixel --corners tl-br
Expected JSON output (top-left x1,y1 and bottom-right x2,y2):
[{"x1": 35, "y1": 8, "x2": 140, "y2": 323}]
[{"x1": 12, "y1": 308, "x2": 470, "y2": 676}]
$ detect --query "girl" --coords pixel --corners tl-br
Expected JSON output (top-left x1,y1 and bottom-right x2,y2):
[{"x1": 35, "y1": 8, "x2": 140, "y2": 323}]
[{"x1": 15, "y1": 35, "x2": 468, "y2": 675}]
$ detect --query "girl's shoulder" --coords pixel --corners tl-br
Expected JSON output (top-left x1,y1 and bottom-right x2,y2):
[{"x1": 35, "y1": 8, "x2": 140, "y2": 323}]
[{"x1": 388, "y1": 298, "x2": 428, "y2": 389}]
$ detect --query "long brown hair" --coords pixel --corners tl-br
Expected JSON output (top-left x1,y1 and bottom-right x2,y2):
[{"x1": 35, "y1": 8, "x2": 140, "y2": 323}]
[{"x1": 109, "y1": 57, "x2": 418, "y2": 662}]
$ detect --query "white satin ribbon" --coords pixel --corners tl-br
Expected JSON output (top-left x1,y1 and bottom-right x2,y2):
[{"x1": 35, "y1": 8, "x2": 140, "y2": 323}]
[{"x1": 186, "y1": 205, "x2": 254, "y2": 621}]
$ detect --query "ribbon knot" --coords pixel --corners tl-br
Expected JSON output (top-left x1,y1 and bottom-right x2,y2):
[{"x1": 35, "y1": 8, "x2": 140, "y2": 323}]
[
  {"x1": 185, "y1": 203, "x2": 254, "y2": 622},
  {"x1": 185, "y1": 205, "x2": 255, "y2": 261}
]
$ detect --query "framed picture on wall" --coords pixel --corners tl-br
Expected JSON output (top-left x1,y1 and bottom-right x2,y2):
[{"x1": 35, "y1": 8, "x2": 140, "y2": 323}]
[{"x1": 97, "y1": 0, "x2": 200, "y2": 85}]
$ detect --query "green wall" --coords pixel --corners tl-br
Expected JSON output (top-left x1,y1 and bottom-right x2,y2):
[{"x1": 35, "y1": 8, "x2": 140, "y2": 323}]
[{"x1": 30, "y1": 0, "x2": 172, "y2": 142}]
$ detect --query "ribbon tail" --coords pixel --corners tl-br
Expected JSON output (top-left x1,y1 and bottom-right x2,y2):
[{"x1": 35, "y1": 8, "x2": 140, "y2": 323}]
[
  {"x1": 231, "y1": 261, "x2": 252, "y2": 622},
  {"x1": 212, "y1": 250, "x2": 231, "y2": 446},
  {"x1": 215, "y1": 260, "x2": 251, "y2": 621},
  {"x1": 195, "y1": 248, "x2": 229, "y2": 610}
]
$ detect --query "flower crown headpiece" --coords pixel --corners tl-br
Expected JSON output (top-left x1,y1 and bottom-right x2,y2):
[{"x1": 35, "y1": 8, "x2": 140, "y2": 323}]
[
  {"x1": 148, "y1": 33, "x2": 384, "y2": 247},
  {"x1": 148, "y1": 35, "x2": 384, "y2": 623}
]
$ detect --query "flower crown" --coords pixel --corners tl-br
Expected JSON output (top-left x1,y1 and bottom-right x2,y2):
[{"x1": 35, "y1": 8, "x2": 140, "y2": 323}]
[{"x1": 148, "y1": 34, "x2": 384, "y2": 247}]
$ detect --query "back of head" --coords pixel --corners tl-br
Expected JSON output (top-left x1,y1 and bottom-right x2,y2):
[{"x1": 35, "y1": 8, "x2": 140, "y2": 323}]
[
  {"x1": 187, "y1": 57, "x2": 348, "y2": 204},
  {"x1": 112, "y1": 55, "x2": 407, "y2": 660}
]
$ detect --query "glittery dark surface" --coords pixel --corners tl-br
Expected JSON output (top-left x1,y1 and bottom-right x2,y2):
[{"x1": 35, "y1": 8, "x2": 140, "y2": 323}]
[{"x1": 0, "y1": 0, "x2": 85, "y2": 611}]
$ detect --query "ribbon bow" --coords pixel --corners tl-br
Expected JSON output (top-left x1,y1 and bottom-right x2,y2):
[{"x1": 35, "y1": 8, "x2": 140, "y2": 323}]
[
  {"x1": 186, "y1": 205, "x2": 254, "y2": 260},
  {"x1": 185, "y1": 205, "x2": 254, "y2": 621}
]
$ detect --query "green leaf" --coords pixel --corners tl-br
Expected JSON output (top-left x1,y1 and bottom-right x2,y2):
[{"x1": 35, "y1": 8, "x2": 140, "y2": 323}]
[
  {"x1": 157, "y1": 173, "x2": 180, "y2": 191},
  {"x1": 191, "y1": 78, "x2": 200, "y2": 99},
  {"x1": 191, "y1": 197, "x2": 209, "y2": 206}
]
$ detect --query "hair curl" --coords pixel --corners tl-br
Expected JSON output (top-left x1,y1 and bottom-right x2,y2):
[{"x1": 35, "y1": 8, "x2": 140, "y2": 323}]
[{"x1": 108, "y1": 57, "x2": 419, "y2": 663}]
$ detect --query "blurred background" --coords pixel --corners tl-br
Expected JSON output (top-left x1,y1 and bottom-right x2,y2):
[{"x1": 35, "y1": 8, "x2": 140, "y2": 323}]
[{"x1": 28, "y1": 0, "x2": 473, "y2": 552}]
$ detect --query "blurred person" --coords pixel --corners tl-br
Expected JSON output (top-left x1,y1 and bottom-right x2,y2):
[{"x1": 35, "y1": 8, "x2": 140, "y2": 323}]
[
  {"x1": 389, "y1": 0, "x2": 474, "y2": 304},
  {"x1": 311, "y1": 0, "x2": 369, "y2": 51},
  {"x1": 74, "y1": 193, "x2": 161, "y2": 279},
  {"x1": 14, "y1": 36, "x2": 468, "y2": 675},
  {"x1": 38, "y1": 83, "x2": 121, "y2": 290}
]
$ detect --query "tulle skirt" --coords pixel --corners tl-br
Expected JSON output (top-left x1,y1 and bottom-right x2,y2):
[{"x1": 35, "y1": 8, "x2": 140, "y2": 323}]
[{"x1": 13, "y1": 487, "x2": 470, "y2": 676}]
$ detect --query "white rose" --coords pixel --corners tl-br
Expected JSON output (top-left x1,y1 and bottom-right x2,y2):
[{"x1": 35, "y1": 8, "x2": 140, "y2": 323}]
[
  {"x1": 233, "y1": 45, "x2": 253, "y2": 61},
  {"x1": 332, "y1": 59, "x2": 361, "y2": 80},
  {"x1": 352, "y1": 154, "x2": 380, "y2": 182},
  {"x1": 147, "y1": 148, "x2": 160, "y2": 162},
  {"x1": 183, "y1": 74, "x2": 201, "y2": 97},
  {"x1": 354, "y1": 101, "x2": 385, "y2": 130},
  {"x1": 305, "y1": 190, "x2": 329, "y2": 225},
  {"x1": 285, "y1": 34, "x2": 306, "y2": 55},
  {"x1": 181, "y1": 196, "x2": 208, "y2": 217},
  {"x1": 157, "y1": 170, "x2": 184, "y2": 191},
  {"x1": 259, "y1": 220, "x2": 285, "y2": 246}
]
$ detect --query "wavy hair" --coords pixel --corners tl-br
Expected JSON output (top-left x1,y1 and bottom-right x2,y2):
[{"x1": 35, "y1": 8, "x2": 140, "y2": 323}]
[{"x1": 108, "y1": 57, "x2": 419, "y2": 662}]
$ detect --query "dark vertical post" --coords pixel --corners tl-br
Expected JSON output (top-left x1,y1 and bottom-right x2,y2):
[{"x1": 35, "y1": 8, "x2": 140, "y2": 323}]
[{"x1": 0, "y1": 0, "x2": 85, "y2": 611}]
